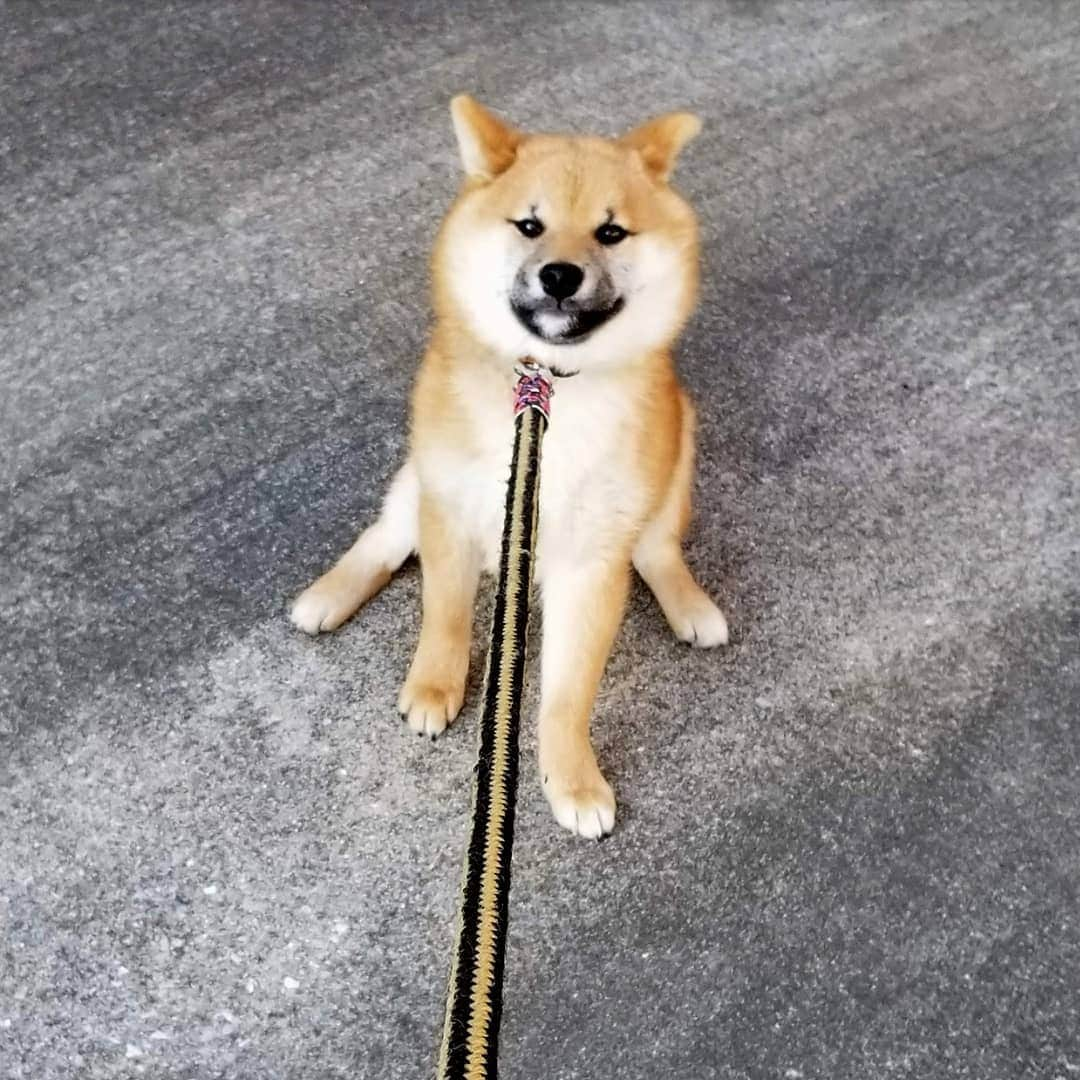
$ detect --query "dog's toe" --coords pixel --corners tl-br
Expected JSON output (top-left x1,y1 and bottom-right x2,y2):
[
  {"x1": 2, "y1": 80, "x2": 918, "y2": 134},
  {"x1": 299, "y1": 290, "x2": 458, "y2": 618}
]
[
  {"x1": 672, "y1": 595, "x2": 729, "y2": 648},
  {"x1": 290, "y1": 585, "x2": 352, "y2": 635},
  {"x1": 398, "y1": 681, "x2": 462, "y2": 739},
  {"x1": 543, "y1": 770, "x2": 616, "y2": 839}
]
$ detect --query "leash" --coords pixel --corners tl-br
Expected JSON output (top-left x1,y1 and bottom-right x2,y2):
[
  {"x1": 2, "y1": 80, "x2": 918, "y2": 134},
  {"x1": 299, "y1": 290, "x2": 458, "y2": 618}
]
[{"x1": 436, "y1": 360, "x2": 553, "y2": 1080}]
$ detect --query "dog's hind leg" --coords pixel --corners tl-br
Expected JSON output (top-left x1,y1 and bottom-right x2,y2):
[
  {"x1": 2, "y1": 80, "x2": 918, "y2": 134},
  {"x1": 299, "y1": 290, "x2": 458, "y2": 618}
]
[
  {"x1": 290, "y1": 461, "x2": 419, "y2": 634},
  {"x1": 632, "y1": 396, "x2": 728, "y2": 648}
]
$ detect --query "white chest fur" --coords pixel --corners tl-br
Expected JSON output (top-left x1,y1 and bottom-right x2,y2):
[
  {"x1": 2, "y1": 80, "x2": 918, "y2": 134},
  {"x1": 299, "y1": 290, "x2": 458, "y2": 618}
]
[{"x1": 418, "y1": 370, "x2": 650, "y2": 577}]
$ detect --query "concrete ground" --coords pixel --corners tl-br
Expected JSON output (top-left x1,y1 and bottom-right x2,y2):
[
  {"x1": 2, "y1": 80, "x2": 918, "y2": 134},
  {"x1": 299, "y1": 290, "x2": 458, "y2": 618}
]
[{"x1": 3, "y1": 2, "x2": 1079, "y2": 1077}]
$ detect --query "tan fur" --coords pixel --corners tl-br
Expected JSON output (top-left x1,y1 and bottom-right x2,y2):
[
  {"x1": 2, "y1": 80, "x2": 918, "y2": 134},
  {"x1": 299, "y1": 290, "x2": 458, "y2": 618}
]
[{"x1": 291, "y1": 97, "x2": 728, "y2": 838}]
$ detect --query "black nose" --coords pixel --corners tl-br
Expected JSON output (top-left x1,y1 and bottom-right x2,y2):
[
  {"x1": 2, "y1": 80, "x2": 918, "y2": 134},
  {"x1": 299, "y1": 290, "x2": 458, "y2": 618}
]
[{"x1": 539, "y1": 262, "x2": 584, "y2": 301}]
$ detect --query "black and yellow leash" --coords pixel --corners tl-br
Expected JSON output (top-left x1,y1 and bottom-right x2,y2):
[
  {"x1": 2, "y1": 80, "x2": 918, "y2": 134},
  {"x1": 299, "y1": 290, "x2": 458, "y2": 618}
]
[{"x1": 436, "y1": 361, "x2": 553, "y2": 1080}]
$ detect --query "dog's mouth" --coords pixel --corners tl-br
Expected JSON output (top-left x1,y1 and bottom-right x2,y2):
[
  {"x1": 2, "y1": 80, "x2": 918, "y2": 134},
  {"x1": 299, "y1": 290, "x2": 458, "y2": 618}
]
[{"x1": 511, "y1": 297, "x2": 624, "y2": 345}]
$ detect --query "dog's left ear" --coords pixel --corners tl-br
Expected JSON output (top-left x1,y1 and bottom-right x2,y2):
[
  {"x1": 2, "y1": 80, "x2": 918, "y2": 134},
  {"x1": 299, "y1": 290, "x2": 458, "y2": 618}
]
[
  {"x1": 450, "y1": 95, "x2": 522, "y2": 181},
  {"x1": 620, "y1": 112, "x2": 702, "y2": 181}
]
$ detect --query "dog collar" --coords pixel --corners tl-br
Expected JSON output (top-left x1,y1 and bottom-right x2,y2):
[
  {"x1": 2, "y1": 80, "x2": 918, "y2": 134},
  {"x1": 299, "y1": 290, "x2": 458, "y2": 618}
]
[{"x1": 513, "y1": 360, "x2": 554, "y2": 420}]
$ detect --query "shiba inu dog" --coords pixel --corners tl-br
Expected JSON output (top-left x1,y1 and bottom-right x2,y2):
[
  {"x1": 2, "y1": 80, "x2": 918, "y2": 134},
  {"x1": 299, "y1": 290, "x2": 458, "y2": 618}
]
[{"x1": 291, "y1": 96, "x2": 728, "y2": 838}]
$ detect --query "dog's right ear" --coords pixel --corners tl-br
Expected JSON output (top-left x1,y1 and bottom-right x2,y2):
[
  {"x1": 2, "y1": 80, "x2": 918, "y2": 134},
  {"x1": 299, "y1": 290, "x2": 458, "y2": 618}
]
[{"x1": 450, "y1": 95, "x2": 522, "y2": 181}]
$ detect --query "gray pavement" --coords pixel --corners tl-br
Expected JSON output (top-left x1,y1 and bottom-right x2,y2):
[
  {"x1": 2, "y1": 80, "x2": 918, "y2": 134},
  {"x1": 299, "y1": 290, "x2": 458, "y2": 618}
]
[{"x1": 2, "y1": 3, "x2": 1079, "y2": 1077}]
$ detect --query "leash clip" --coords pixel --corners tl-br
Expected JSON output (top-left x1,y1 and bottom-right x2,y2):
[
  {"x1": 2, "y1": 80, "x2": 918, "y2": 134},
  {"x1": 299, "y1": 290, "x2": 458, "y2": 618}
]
[{"x1": 513, "y1": 359, "x2": 554, "y2": 420}]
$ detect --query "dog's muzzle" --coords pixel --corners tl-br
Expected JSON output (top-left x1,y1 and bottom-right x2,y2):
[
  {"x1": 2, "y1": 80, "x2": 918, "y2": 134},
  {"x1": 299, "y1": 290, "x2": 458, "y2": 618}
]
[{"x1": 510, "y1": 296, "x2": 624, "y2": 343}]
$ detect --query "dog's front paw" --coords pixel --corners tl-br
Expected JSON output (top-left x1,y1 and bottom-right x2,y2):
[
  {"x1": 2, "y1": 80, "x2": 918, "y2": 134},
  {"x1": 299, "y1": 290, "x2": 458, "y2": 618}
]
[
  {"x1": 397, "y1": 678, "x2": 463, "y2": 739},
  {"x1": 542, "y1": 766, "x2": 616, "y2": 839}
]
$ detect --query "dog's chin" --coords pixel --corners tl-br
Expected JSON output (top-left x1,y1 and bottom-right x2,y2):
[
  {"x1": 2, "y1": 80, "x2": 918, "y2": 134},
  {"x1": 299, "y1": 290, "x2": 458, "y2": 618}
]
[{"x1": 511, "y1": 299, "x2": 624, "y2": 347}]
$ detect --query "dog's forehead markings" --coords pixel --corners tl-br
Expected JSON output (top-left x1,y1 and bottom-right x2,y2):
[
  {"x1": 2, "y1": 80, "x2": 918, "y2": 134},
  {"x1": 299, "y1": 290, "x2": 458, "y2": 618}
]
[
  {"x1": 518, "y1": 137, "x2": 626, "y2": 191},
  {"x1": 566, "y1": 145, "x2": 587, "y2": 211},
  {"x1": 527, "y1": 145, "x2": 623, "y2": 225}
]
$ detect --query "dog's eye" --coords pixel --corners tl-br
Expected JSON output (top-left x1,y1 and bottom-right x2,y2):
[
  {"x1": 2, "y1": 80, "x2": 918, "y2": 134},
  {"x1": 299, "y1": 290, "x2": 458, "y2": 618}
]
[
  {"x1": 512, "y1": 217, "x2": 545, "y2": 239},
  {"x1": 595, "y1": 222, "x2": 629, "y2": 246}
]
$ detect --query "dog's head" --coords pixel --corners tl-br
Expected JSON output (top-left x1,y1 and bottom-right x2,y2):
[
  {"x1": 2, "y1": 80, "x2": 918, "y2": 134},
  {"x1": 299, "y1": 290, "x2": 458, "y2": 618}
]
[{"x1": 434, "y1": 96, "x2": 701, "y2": 375}]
